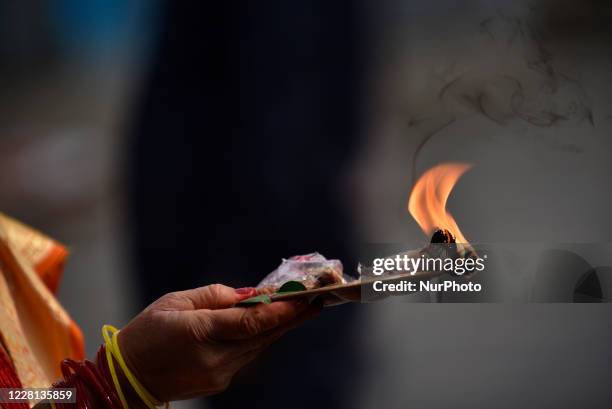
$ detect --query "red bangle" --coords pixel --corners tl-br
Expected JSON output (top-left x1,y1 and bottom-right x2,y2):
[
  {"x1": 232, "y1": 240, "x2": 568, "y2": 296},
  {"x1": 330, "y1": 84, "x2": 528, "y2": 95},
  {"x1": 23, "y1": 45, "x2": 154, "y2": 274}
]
[{"x1": 52, "y1": 345, "x2": 124, "y2": 409}]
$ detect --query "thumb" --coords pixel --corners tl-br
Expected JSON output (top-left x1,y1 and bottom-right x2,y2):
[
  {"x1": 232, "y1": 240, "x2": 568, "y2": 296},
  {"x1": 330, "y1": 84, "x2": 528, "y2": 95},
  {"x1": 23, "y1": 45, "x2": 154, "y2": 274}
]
[{"x1": 174, "y1": 284, "x2": 241, "y2": 310}]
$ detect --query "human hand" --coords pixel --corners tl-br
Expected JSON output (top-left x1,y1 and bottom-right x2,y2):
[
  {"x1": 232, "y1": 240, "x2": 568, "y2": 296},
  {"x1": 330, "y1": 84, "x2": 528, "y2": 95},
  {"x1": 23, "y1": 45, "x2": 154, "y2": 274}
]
[{"x1": 117, "y1": 284, "x2": 320, "y2": 401}]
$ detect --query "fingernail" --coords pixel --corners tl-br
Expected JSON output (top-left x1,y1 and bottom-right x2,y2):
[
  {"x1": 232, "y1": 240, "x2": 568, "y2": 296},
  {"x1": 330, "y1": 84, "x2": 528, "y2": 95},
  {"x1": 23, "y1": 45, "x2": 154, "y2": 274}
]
[
  {"x1": 235, "y1": 287, "x2": 258, "y2": 301},
  {"x1": 235, "y1": 287, "x2": 255, "y2": 295}
]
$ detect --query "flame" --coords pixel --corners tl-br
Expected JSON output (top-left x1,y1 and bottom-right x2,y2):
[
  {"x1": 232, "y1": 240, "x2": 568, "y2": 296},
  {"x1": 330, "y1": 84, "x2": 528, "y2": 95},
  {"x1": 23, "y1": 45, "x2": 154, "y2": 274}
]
[{"x1": 408, "y1": 162, "x2": 472, "y2": 244}]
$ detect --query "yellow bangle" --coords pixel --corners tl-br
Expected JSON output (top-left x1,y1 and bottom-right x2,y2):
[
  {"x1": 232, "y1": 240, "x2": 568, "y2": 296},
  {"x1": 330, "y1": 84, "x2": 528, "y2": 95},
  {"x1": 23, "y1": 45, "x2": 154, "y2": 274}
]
[
  {"x1": 102, "y1": 325, "x2": 130, "y2": 409},
  {"x1": 102, "y1": 325, "x2": 169, "y2": 409}
]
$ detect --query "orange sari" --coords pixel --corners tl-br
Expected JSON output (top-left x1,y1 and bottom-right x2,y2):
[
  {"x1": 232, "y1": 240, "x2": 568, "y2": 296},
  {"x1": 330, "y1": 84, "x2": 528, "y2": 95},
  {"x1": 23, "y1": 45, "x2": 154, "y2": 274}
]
[{"x1": 0, "y1": 213, "x2": 83, "y2": 394}]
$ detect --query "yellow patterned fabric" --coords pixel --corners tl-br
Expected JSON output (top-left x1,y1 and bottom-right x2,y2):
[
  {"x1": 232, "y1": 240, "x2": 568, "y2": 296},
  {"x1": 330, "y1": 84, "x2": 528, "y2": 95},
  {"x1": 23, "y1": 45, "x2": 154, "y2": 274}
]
[{"x1": 0, "y1": 213, "x2": 83, "y2": 388}]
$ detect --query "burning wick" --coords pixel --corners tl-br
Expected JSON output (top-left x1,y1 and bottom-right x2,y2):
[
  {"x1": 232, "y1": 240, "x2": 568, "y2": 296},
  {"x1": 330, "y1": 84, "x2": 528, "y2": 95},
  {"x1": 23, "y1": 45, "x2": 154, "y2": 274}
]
[
  {"x1": 408, "y1": 162, "x2": 472, "y2": 244},
  {"x1": 358, "y1": 163, "x2": 479, "y2": 279},
  {"x1": 430, "y1": 228, "x2": 455, "y2": 244},
  {"x1": 408, "y1": 162, "x2": 476, "y2": 258}
]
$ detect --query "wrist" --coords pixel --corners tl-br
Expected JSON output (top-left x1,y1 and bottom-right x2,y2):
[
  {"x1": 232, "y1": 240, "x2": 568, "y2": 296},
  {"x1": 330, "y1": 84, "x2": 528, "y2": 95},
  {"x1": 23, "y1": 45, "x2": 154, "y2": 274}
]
[
  {"x1": 99, "y1": 325, "x2": 165, "y2": 409},
  {"x1": 96, "y1": 345, "x2": 149, "y2": 409},
  {"x1": 115, "y1": 357, "x2": 151, "y2": 409}
]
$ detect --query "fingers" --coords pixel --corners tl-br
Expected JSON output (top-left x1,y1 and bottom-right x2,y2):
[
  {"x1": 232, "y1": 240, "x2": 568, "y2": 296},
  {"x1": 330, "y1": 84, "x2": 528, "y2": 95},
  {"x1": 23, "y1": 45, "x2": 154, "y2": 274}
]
[
  {"x1": 208, "y1": 299, "x2": 312, "y2": 340},
  {"x1": 237, "y1": 301, "x2": 322, "y2": 351},
  {"x1": 174, "y1": 284, "x2": 241, "y2": 310},
  {"x1": 221, "y1": 302, "x2": 322, "y2": 369}
]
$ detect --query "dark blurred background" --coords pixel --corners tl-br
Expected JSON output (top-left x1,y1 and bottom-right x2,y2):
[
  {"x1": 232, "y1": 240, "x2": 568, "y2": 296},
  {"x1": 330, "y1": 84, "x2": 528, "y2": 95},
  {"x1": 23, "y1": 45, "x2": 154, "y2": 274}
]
[
  {"x1": 3, "y1": 1, "x2": 612, "y2": 409},
  {"x1": 127, "y1": 2, "x2": 364, "y2": 409},
  {"x1": 0, "y1": 1, "x2": 366, "y2": 409}
]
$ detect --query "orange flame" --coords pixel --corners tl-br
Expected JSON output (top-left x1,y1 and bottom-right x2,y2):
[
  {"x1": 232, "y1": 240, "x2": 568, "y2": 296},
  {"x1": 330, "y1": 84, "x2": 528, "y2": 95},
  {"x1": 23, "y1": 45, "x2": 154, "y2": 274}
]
[{"x1": 408, "y1": 162, "x2": 472, "y2": 244}]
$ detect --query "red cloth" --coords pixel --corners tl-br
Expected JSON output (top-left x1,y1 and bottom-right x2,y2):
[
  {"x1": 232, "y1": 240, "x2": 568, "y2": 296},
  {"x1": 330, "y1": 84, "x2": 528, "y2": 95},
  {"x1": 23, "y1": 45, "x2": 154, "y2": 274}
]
[
  {"x1": 0, "y1": 344, "x2": 29, "y2": 409},
  {"x1": 0, "y1": 343, "x2": 128, "y2": 409}
]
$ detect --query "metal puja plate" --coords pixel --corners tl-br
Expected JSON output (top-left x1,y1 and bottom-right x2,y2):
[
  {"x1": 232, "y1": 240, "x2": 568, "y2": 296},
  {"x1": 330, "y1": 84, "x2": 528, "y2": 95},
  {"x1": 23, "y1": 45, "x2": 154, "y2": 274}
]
[{"x1": 269, "y1": 270, "x2": 445, "y2": 306}]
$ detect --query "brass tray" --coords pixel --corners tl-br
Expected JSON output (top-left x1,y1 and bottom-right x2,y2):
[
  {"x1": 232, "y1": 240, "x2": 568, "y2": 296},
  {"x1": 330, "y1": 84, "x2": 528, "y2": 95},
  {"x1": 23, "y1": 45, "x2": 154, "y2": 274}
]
[{"x1": 270, "y1": 270, "x2": 445, "y2": 306}]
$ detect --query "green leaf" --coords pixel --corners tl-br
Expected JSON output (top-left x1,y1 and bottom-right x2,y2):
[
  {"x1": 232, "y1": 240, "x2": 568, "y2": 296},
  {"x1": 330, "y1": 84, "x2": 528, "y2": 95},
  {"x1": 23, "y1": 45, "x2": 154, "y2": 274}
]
[
  {"x1": 237, "y1": 294, "x2": 271, "y2": 306},
  {"x1": 277, "y1": 281, "x2": 307, "y2": 293},
  {"x1": 236, "y1": 281, "x2": 306, "y2": 306}
]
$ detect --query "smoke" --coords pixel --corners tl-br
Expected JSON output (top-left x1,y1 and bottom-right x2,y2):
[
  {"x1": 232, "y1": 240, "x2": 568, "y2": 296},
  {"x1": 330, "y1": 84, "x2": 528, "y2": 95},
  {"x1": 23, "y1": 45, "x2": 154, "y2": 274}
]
[{"x1": 407, "y1": 7, "x2": 594, "y2": 181}]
